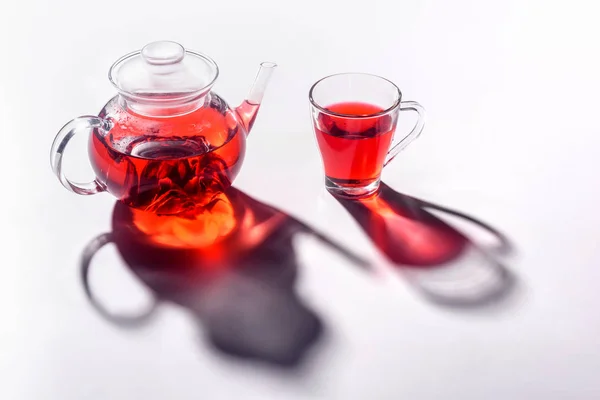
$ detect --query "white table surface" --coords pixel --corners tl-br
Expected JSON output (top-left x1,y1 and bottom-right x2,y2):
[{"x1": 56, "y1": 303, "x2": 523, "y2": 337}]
[{"x1": 2, "y1": 0, "x2": 600, "y2": 398}]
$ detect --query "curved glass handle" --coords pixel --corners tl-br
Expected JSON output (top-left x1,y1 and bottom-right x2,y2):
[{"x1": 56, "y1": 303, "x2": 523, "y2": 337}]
[
  {"x1": 384, "y1": 101, "x2": 426, "y2": 166},
  {"x1": 50, "y1": 116, "x2": 111, "y2": 195},
  {"x1": 80, "y1": 233, "x2": 159, "y2": 328}
]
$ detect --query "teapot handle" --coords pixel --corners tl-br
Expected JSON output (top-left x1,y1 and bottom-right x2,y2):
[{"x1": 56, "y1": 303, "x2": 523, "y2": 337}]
[{"x1": 50, "y1": 116, "x2": 111, "y2": 195}]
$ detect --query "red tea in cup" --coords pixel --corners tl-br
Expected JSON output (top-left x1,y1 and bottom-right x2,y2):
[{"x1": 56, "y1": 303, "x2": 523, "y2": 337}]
[{"x1": 313, "y1": 101, "x2": 396, "y2": 189}]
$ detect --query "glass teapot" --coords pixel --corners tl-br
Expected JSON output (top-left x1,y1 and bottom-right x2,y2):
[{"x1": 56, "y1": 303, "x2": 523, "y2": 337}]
[{"x1": 50, "y1": 41, "x2": 276, "y2": 214}]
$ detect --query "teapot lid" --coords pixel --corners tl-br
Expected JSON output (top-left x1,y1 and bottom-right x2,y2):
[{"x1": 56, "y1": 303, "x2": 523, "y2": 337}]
[{"x1": 109, "y1": 41, "x2": 219, "y2": 115}]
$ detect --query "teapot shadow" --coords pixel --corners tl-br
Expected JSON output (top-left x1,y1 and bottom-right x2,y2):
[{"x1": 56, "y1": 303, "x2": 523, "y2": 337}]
[
  {"x1": 335, "y1": 183, "x2": 517, "y2": 309},
  {"x1": 81, "y1": 187, "x2": 368, "y2": 368}
]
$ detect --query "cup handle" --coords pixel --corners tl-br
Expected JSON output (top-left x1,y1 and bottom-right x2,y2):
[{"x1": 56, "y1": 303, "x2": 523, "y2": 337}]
[
  {"x1": 81, "y1": 233, "x2": 159, "y2": 328},
  {"x1": 50, "y1": 116, "x2": 112, "y2": 195},
  {"x1": 384, "y1": 101, "x2": 426, "y2": 166}
]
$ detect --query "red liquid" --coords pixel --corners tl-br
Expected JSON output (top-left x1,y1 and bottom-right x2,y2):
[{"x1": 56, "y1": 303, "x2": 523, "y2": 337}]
[
  {"x1": 89, "y1": 98, "x2": 249, "y2": 215},
  {"x1": 314, "y1": 102, "x2": 396, "y2": 184}
]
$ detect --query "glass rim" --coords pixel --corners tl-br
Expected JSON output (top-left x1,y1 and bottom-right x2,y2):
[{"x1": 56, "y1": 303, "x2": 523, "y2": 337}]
[{"x1": 309, "y1": 72, "x2": 403, "y2": 119}]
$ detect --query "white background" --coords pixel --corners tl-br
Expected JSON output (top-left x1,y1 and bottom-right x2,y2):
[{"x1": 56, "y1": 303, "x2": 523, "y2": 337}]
[{"x1": 1, "y1": 0, "x2": 600, "y2": 398}]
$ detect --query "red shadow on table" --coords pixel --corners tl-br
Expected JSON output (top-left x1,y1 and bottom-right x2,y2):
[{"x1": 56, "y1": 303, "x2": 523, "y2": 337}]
[
  {"x1": 80, "y1": 187, "x2": 368, "y2": 368},
  {"x1": 335, "y1": 183, "x2": 516, "y2": 308}
]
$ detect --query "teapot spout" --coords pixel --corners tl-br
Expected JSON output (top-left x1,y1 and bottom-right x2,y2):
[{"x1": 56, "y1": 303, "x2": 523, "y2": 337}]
[{"x1": 236, "y1": 62, "x2": 277, "y2": 134}]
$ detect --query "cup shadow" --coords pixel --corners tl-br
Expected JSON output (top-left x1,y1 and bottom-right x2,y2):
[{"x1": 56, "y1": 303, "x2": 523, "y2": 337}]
[
  {"x1": 80, "y1": 187, "x2": 368, "y2": 368},
  {"x1": 335, "y1": 183, "x2": 517, "y2": 309}
]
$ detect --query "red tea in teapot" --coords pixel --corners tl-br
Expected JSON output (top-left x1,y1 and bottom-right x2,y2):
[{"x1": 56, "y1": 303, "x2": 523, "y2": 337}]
[
  {"x1": 49, "y1": 41, "x2": 276, "y2": 213},
  {"x1": 89, "y1": 96, "x2": 256, "y2": 214}
]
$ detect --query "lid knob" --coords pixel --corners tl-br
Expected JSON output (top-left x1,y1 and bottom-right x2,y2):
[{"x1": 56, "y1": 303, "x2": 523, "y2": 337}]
[{"x1": 141, "y1": 41, "x2": 185, "y2": 65}]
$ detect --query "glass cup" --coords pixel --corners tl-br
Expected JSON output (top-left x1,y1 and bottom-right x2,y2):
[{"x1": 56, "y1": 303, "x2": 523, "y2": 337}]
[{"x1": 309, "y1": 73, "x2": 425, "y2": 198}]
